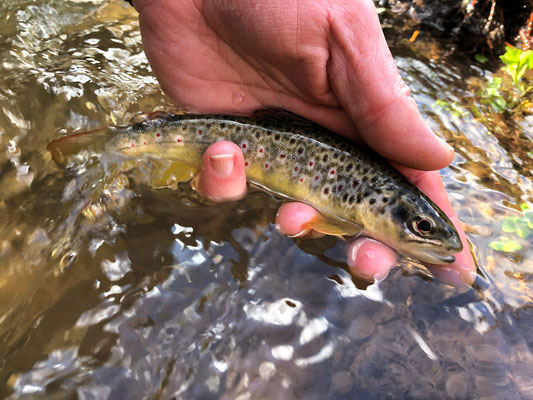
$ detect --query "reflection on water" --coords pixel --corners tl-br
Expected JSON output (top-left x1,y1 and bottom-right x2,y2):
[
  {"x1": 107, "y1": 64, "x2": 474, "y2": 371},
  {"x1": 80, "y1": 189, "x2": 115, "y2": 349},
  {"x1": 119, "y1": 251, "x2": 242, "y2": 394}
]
[{"x1": 0, "y1": 0, "x2": 531, "y2": 398}]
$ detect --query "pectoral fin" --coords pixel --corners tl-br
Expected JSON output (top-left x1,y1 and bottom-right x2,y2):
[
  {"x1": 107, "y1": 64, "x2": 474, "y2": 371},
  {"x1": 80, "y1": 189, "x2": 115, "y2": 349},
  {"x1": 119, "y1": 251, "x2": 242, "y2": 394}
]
[
  {"x1": 302, "y1": 214, "x2": 362, "y2": 239},
  {"x1": 149, "y1": 160, "x2": 199, "y2": 188}
]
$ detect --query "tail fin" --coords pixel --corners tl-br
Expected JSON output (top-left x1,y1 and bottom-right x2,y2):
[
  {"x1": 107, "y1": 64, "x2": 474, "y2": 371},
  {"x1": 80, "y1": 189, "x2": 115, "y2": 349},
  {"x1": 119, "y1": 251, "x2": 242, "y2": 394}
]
[{"x1": 47, "y1": 128, "x2": 109, "y2": 166}]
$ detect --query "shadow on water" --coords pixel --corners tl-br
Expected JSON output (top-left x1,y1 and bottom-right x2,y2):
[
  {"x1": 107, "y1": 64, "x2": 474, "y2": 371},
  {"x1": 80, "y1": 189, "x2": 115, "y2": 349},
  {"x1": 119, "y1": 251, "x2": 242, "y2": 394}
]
[{"x1": 0, "y1": 0, "x2": 531, "y2": 398}]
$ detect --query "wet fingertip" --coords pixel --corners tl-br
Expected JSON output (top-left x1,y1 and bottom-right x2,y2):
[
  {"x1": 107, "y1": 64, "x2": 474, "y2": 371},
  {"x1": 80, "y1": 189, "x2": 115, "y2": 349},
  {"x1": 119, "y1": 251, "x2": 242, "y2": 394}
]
[
  {"x1": 347, "y1": 239, "x2": 396, "y2": 281},
  {"x1": 429, "y1": 266, "x2": 468, "y2": 288},
  {"x1": 275, "y1": 202, "x2": 319, "y2": 237},
  {"x1": 437, "y1": 134, "x2": 455, "y2": 154}
]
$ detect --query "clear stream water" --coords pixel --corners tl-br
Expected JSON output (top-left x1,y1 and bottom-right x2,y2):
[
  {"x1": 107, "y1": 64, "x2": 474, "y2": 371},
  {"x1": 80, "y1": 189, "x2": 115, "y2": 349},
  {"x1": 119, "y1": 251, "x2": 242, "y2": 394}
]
[{"x1": 0, "y1": 1, "x2": 532, "y2": 399}]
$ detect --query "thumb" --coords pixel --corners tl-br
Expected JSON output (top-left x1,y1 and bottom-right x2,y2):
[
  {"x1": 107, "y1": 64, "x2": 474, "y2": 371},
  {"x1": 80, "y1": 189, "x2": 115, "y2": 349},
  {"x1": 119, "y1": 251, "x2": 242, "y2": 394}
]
[
  {"x1": 195, "y1": 141, "x2": 247, "y2": 202},
  {"x1": 326, "y1": 0, "x2": 454, "y2": 170}
]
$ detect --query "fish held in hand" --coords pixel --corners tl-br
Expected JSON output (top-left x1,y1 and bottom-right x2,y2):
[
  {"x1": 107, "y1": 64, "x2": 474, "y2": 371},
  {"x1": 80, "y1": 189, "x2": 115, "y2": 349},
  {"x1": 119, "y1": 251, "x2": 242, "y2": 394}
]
[{"x1": 48, "y1": 109, "x2": 463, "y2": 264}]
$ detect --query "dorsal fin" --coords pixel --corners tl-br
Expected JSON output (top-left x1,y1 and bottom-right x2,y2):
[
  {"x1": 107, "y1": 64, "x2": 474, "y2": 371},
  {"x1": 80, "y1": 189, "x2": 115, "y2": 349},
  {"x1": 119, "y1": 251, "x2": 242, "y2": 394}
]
[{"x1": 251, "y1": 108, "x2": 320, "y2": 128}]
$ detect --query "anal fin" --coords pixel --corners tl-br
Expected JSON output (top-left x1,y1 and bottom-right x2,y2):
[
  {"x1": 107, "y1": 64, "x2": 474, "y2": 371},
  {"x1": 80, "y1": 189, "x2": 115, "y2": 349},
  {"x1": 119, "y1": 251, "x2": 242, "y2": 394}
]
[{"x1": 302, "y1": 213, "x2": 362, "y2": 239}]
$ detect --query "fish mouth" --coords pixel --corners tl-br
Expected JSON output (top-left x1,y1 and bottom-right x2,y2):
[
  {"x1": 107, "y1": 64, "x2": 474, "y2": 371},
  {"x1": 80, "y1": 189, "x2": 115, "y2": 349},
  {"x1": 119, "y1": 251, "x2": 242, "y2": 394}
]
[{"x1": 421, "y1": 251, "x2": 456, "y2": 265}]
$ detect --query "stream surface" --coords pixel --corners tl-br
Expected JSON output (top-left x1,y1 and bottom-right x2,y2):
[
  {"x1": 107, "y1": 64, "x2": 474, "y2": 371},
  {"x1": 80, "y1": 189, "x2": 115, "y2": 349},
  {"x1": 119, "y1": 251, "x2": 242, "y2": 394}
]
[{"x1": 0, "y1": 1, "x2": 532, "y2": 399}]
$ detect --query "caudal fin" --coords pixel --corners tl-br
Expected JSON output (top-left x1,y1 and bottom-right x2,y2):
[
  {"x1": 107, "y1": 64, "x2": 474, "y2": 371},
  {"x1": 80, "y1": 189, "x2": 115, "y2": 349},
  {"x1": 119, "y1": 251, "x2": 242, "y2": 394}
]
[{"x1": 47, "y1": 128, "x2": 109, "y2": 166}]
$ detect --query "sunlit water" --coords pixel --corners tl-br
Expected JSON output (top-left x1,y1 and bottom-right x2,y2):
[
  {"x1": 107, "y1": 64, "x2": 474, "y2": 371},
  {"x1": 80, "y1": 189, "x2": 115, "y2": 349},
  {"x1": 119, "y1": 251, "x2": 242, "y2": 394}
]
[{"x1": 0, "y1": 1, "x2": 532, "y2": 399}]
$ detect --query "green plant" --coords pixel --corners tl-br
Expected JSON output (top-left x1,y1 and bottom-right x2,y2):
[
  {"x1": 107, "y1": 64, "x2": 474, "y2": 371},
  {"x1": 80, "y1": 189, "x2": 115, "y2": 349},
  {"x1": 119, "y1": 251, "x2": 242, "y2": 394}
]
[
  {"x1": 478, "y1": 77, "x2": 507, "y2": 112},
  {"x1": 500, "y1": 46, "x2": 533, "y2": 90},
  {"x1": 472, "y1": 46, "x2": 533, "y2": 114},
  {"x1": 475, "y1": 53, "x2": 488, "y2": 63},
  {"x1": 432, "y1": 99, "x2": 468, "y2": 117},
  {"x1": 490, "y1": 203, "x2": 533, "y2": 253}
]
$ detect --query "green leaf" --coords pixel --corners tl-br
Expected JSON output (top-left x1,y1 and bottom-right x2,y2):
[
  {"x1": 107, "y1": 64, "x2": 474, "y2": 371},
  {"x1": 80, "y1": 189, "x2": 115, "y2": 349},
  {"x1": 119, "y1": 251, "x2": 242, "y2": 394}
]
[
  {"x1": 503, "y1": 240, "x2": 522, "y2": 252},
  {"x1": 516, "y1": 219, "x2": 531, "y2": 239},
  {"x1": 520, "y1": 203, "x2": 531, "y2": 211},
  {"x1": 489, "y1": 238, "x2": 522, "y2": 252},
  {"x1": 489, "y1": 241, "x2": 505, "y2": 251},
  {"x1": 500, "y1": 47, "x2": 521, "y2": 65},
  {"x1": 523, "y1": 211, "x2": 533, "y2": 229},
  {"x1": 475, "y1": 54, "x2": 488, "y2": 63},
  {"x1": 471, "y1": 105, "x2": 482, "y2": 118},
  {"x1": 501, "y1": 217, "x2": 519, "y2": 232},
  {"x1": 490, "y1": 97, "x2": 507, "y2": 112}
]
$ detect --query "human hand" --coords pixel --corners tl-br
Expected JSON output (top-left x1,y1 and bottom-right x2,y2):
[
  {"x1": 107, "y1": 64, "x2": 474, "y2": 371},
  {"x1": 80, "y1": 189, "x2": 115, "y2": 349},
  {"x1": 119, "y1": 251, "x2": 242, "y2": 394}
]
[
  {"x1": 195, "y1": 141, "x2": 475, "y2": 286},
  {"x1": 131, "y1": 0, "x2": 476, "y2": 285}
]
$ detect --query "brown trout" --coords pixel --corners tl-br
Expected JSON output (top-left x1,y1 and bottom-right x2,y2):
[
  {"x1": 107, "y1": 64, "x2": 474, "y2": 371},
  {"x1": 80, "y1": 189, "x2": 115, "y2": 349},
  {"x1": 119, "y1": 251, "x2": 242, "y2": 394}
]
[{"x1": 48, "y1": 109, "x2": 462, "y2": 264}]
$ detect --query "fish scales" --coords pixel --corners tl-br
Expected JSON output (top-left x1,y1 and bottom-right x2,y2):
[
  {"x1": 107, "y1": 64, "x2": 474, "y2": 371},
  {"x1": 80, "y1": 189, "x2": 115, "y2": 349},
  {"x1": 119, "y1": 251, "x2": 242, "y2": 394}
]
[
  {"x1": 48, "y1": 109, "x2": 463, "y2": 264},
  {"x1": 117, "y1": 113, "x2": 401, "y2": 221}
]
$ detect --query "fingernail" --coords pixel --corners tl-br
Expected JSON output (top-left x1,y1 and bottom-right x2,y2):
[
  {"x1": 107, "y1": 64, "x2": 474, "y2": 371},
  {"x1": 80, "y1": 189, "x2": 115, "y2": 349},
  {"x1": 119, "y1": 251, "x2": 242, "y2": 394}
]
[{"x1": 210, "y1": 154, "x2": 234, "y2": 177}]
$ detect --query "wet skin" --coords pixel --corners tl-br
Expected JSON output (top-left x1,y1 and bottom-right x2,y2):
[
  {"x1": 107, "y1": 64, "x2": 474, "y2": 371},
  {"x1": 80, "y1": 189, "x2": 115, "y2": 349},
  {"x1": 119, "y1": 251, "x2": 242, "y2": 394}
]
[{"x1": 130, "y1": 0, "x2": 476, "y2": 285}]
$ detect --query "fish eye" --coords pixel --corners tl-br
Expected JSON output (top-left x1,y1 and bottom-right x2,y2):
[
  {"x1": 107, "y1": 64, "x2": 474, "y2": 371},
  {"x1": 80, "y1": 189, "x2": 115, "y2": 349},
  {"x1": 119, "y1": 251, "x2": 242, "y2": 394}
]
[{"x1": 413, "y1": 217, "x2": 434, "y2": 236}]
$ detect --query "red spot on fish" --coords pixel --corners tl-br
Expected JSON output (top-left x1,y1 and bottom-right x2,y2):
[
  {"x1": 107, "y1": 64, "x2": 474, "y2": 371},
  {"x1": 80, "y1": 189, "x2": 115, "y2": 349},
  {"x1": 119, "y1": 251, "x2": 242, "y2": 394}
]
[
  {"x1": 309, "y1": 161, "x2": 314, "y2": 166},
  {"x1": 177, "y1": 138, "x2": 182, "y2": 142},
  {"x1": 294, "y1": 166, "x2": 298, "y2": 172},
  {"x1": 338, "y1": 185, "x2": 343, "y2": 191},
  {"x1": 143, "y1": 142, "x2": 147, "y2": 145},
  {"x1": 300, "y1": 178, "x2": 304, "y2": 183},
  {"x1": 259, "y1": 148, "x2": 263, "y2": 153},
  {"x1": 315, "y1": 175, "x2": 320, "y2": 181},
  {"x1": 245, "y1": 161, "x2": 249, "y2": 167},
  {"x1": 279, "y1": 154, "x2": 286, "y2": 159},
  {"x1": 198, "y1": 130, "x2": 203, "y2": 135},
  {"x1": 330, "y1": 170, "x2": 335, "y2": 175},
  {"x1": 156, "y1": 133, "x2": 160, "y2": 137},
  {"x1": 242, "y1": 143, "x2": 247, "y2": 149},
  {"x1": 265, "y1": 163, "x2": 269, "y2": 168},
  {"x1": 131, "y1": 143, "x2": 135, "y2": 147}
]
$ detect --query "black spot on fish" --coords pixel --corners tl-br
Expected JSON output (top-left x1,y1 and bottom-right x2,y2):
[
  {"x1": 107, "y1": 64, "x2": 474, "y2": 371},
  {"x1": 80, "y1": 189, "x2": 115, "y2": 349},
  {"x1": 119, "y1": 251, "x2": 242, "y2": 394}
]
[
  {"x1": 382, "y1": 197, "x2": 389, "y2": 203},
  {"x1": 379, "y1": 208, "x2": 386, "y2": 214},
  {"x1": 255, "y1": 132, "x2": 261, "y2": 139},
  {"x1": 236, "y1": 126, "x2": 242, "y2": 133},
  {"x1": 220, "y1": 123, "x2": 226, "y2": 129},
  {"x1": 362, "y1": 167, "x2": 370, "y2": 174},
  {"x1": 375, "y1": 188, "x2": 382, "y2": 195},
  {"x1": 363, "y1": 190, "x2": 371, "y2": 198},
  {"x1": 290, "y1": 138, "x2": 296, "y2": 145},
  {"x1": 392, "y1": 205, "x2": 409, "y2": 222},
  {"x1": 340, "y1": 154, "x2": 346, "y2": 162},
  {"x1": 371, "y1": 176, "x2": 378, "y2": 184},
  {"x1": 333, "y1": 152, "x2": 339, "y2": 159},
  {"x1": 349, "y1": 195, "x2": 355, "y2": 205},
  {"x1": 361, "y1": 176, "x2": 368, "y2": 184},
  {"x1": 323, "y1": 187, "x2": 330, "y2": 195},
  {"x1": 352, "y1": 179, "x2": 359, "y2": 188},
  {"x1": 342, "y1": 193, "x2": 349, "y2": 203},
  {"x1": 369, "y1": 198, "x2": 376, "y2": 205},
  {"x1": 322, "y1": 154, "x2": 329, "y2": 162},
  {"x1": 297, "y1": 147, "x2": 304, "y2": 155},
  {"x1": 346, "y1": 164, "x2": 353, "y2": 172},
  {"x1": 356, "y1": 194, "x2": 362, "y2": 204},
  {"x1": 274, "y1": 134, "x2": 280, "y2": 141}
]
